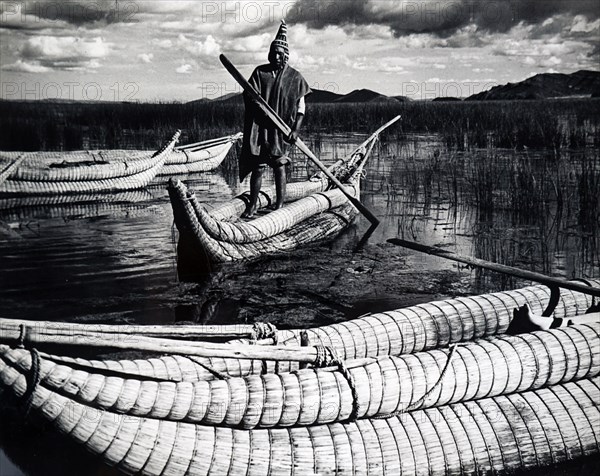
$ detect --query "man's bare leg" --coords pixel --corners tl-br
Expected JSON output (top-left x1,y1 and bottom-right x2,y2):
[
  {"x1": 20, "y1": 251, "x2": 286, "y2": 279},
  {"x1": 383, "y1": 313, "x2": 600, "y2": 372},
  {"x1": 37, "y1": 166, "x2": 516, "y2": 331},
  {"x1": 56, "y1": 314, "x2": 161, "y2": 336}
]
[
  {"x1": 242, "y1": 167, "x2": 263, "y2": 218},
  {"x1": 273, "y1": 164, "x2": 286, "y2": 210}
]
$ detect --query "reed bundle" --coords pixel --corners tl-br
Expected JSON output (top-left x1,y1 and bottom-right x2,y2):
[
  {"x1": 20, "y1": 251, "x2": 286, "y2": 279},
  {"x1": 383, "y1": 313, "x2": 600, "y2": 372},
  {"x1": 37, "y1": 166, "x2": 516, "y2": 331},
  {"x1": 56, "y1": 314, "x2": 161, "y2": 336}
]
[
  {"x1": 187, "y1": 184, "x2": 357, "y2": 244},
  {"x1": 1, "y1": 349, "x2": 597, "y2": 476},
  {"x1": 170, "y1": 180, "x2": 358, "y2": 262},
  {"x1": 1, "y1": 282, "x2": 595, "y2": 382},
  {"x1": 159, "y1": 133, "x2": 241, "y2": 175},
  {"x1": 0, "y1": 323, "x2": 597, "y2": 429},
  {"x1": 0, "y1": 131, "x2": 180, "y2": 195}
]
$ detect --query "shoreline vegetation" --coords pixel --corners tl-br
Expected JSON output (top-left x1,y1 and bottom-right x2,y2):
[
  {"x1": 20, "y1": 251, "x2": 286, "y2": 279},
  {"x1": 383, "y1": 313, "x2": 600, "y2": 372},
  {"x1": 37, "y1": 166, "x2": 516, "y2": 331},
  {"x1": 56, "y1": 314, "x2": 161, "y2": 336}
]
[{"x1": 0, "y1": 98, "x2": 598, "y2": 152}]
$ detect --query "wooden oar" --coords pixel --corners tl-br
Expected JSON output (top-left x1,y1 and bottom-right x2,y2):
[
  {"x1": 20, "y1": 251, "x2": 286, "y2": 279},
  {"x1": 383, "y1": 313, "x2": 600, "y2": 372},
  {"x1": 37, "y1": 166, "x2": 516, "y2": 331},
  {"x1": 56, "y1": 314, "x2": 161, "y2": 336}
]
[
  {"x1": 220, "y1": 53, "x2": 381, "y2": 226},
  {"x1": 387, "y1": 237, "x2": 600, "y2": 297}
]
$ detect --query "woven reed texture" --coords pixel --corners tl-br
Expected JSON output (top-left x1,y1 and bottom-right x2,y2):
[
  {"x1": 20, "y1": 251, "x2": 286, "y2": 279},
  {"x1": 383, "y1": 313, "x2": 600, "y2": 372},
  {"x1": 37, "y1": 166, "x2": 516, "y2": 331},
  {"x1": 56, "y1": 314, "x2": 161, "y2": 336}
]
[
  {"x1": 187, "y1": 181, "x2": 357, "y2": 244},
  {"x1": 159, "y1": 144, "x2": 231, "y2": 175},
  {"x1": 204, "y1": 131, "x2": 371, "y2": 222},
  {"x1": 208, "y1": 178, "x2": 328, "y2": 221},
  {"x1": 0, "y1": 154, "x2": 26, "y2": 186},
  {"x1": 16, "y1": 281, "x2": 597, "y2": 382},
  {"x1": 1, "y1": 323, "x2": 597, "y2": 429},
  {"x1": 170, "y1": 178, "x2": 358, "y2": 263},
  {"x1": 0, "y1": 351, "x2": 597, "y2": 476},
  {"x1": 0, "y1": 132, "x2": 180, "y2": 195}
]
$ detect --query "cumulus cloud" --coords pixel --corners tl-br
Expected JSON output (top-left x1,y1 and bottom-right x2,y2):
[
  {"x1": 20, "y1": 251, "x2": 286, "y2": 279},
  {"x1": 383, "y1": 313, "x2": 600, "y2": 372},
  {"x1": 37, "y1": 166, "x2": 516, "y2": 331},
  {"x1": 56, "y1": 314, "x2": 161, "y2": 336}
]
[
  {"x1": 137, "y1": 53, "x2": 153, "y2": 63},
  {"x1": 1, "y1": 58, "x2": 51, "y2": 72},
  {"x1": 177, "y1": 34, "x2": 221, "y2": 57},
  {"x1": 176, "y1": 63, "x2": 193, "y2": 74},
  {"x1": 12, "y1": 35, "x2": 111, "y2": 71}
]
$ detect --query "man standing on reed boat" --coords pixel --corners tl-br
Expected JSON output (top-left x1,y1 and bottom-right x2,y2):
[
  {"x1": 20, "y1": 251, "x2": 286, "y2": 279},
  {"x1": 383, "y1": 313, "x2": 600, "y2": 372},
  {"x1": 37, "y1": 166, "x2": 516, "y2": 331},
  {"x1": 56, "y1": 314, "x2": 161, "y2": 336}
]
[{"x1": 240, "y1": 20, "x2": 311, "y2": 218}]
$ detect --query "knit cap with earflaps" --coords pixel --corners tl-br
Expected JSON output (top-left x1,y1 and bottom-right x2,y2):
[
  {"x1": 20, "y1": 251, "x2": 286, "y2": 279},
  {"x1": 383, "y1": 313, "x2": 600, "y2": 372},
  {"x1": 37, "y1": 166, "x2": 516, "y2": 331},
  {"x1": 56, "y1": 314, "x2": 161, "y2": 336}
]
[{"x1": 270, "y1": 20, "x2": 289, "y2": 63}]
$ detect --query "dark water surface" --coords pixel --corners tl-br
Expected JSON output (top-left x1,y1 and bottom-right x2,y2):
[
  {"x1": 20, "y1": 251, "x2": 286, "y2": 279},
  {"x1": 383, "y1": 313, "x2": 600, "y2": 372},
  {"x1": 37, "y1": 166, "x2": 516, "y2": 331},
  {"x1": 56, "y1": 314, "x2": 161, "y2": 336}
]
[{"x1": 0, "y1": 133, "x2": 598, "y2": 475}]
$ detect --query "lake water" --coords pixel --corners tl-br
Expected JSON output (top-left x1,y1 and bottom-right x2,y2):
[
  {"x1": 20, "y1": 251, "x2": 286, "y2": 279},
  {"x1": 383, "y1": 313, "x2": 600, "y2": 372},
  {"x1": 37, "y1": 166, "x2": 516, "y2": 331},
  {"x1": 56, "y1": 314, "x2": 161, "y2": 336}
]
[{"x1": 0, "y1": 132, "x2": 598, "y2": 475}]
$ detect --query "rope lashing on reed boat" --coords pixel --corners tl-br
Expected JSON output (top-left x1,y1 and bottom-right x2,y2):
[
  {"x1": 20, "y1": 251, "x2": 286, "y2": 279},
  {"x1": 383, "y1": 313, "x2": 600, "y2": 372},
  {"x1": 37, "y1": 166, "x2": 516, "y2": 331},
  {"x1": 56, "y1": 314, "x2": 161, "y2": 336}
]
[
  {"x1": 16, "y1": 324, "x2": 41, "y2": 417},
  {"x1": 250, "y1": 322, "x2": 279, "y2": 375},
  {"x1": 250, "y1": 322, "x2": 278, "y2": 342},
  {"x1": 370, "y1": 343, "x2": 463, "y2": 420},
  {"x1": 313, "y1": 345, "x2": 361, "y2": 421}
]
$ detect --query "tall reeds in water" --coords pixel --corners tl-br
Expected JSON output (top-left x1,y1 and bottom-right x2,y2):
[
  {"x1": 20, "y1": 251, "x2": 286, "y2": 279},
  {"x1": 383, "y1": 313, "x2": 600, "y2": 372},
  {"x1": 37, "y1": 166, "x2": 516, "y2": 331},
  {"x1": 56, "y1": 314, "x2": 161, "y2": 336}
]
[{"x1": 1, "y1": 98, "x2": 597, "y2": 151}]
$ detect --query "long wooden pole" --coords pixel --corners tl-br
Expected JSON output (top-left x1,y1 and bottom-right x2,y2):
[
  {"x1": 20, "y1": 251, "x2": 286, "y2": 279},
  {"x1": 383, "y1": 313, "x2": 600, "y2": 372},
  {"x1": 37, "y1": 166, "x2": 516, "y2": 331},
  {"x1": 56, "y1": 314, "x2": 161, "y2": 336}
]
[
  {"x1": 387, "y1": 238, "x2": 600, "y2": 297},
  {"x1": 0, "y1": 325, "x2": 320, "y2": 363},
  {"x1": 0, "y1": 318, "x2": 255, "y2": 339},
  {"x1": 220, "y1": 53, "x2": 383, "y2": 226}
]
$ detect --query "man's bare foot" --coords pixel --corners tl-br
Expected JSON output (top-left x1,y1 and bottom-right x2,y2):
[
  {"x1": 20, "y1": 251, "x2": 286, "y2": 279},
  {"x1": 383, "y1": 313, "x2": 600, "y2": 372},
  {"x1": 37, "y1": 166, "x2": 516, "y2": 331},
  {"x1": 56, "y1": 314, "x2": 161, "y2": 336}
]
[
  {"x1": 242, "y1": 204, "x2": 258, "y2": 218},
  {"x1": 268, "y1": 202, "x2": 284, "y2": 211}
]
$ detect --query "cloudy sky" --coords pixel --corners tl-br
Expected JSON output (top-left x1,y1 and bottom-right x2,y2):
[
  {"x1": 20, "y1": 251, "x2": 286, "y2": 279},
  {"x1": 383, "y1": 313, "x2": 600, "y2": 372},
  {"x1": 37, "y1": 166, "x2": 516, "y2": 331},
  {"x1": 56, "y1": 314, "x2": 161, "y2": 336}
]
[{"x1": 1, "y1": 0, "x2": 598, "y2": 101}]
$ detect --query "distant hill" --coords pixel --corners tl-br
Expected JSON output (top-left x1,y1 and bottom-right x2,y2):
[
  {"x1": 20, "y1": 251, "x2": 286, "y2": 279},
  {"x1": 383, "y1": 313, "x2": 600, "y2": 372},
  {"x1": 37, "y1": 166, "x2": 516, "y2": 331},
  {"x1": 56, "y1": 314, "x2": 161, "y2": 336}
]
[
  {"x1": 334, "y1": 88, "x2": 399, "y2": 103},
  {"x1": 432, "y1": 97, "x2": 462, "y2": 102},
  {"x1": 305, "y1": 89, "x2": 344, "y2": 103},
  {"x1": 467, "y1": 70, "x2": 600, "y2": 100}
]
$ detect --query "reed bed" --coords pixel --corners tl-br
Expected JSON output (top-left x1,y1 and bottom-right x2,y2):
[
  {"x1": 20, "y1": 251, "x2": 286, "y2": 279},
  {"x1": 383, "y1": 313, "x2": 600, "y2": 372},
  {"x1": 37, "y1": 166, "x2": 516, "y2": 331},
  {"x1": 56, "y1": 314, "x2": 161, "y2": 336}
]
[
  {"x1": 1, "y1": 323, "x2": 597, "y2": 429},
  {"x1": 1, "y1": 99, "x2": 598, "y2": 151}
]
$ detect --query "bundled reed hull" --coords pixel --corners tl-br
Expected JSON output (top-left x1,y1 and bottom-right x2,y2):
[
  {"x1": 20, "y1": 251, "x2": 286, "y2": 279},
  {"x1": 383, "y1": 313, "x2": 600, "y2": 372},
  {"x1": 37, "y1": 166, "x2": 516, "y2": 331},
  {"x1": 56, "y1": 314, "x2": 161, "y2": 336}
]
[
  {"x1": 168, "y1": 117, "x2": 400, "y2": 264},
  {"x1": 0, "y1": 131, "x2": 180, "y2": 196},
  {"x1": 0, "y1": 322, "x2": 597, "y2": 429},
  {"x1": 0, "y1": 348, "x2": 597, "y2": 476},
  {"x1": 158, "y1": 133, "x2": 242, "y2": 175},
  {"x1": 169, "y1": 179, "x2": 358, "y2": 262},
  {"x1": 0, "y1": 281, "x2": 597, "y2": 385}
]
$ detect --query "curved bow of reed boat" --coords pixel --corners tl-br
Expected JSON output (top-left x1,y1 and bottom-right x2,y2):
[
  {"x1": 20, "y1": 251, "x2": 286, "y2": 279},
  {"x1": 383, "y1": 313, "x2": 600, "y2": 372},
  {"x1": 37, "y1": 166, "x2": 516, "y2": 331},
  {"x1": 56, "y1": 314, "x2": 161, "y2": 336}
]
[{"x1": 159, "y1": 132, "x2": 242, "y2": 175}]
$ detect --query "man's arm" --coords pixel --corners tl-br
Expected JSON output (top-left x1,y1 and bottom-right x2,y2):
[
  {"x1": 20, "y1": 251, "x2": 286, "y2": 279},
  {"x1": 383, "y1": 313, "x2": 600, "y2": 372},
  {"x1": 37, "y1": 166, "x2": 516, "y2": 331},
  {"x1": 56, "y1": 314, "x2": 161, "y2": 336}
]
[{"x1": 287, "y1": 96, "x2": 305, "y2": 143}]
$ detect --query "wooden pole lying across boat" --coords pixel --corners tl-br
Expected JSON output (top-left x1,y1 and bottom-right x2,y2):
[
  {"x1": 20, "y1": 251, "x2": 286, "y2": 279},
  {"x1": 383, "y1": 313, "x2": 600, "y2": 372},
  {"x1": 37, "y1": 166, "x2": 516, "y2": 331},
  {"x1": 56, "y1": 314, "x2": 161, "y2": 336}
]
[
  {"x1": 0, "y1": 324, "x2": 353, "y2": 364},
  {"x1": 388, "y1": 237, "x2": 600, "y2": 297},
  {"x1": 220, "y1": 53, "x2": 387, "y2": 227},
  {"x1": 0, "y1": 317, "x2": 256, "y2": 339},
  {"x1": 0, "y1": 154, "x2": 26, "y2": 186}
]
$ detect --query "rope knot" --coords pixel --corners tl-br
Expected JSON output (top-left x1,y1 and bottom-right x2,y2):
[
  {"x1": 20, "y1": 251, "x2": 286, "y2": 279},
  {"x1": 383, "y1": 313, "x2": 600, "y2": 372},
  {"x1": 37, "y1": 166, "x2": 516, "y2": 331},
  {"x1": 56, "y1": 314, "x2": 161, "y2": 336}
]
[
  {"x1": 313, "y1": 346, "x2": 360, "y2": 421},
  {"x1": 313, "y1": 345, "x2": 340, "y2": 368},
  {"x1": 250, "y1": 322, "x2": 278, "y2": 342}
]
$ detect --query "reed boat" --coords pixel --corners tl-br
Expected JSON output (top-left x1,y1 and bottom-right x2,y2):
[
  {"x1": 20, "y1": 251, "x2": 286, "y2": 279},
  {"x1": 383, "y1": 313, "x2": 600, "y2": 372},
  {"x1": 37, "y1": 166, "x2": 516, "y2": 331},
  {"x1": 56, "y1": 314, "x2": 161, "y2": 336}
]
[
  {"x1": 168, "y1": 116, "x2": 401, "y2": 264},
  {"x1": 158, "y1": 132, "x2": 242, "y2": 175},
  {"x1": 0, "y1": 281, "x2": 597, "y2": 383},
  {"x1": 0, "y1": 131, "x2": 180, "y2": 196},
  {"x1": 0, "y1": 342, "x2": 598, "y2": 475},
  {"x1": 0, "y1": 320, "x2": 597, "y2": 429}
]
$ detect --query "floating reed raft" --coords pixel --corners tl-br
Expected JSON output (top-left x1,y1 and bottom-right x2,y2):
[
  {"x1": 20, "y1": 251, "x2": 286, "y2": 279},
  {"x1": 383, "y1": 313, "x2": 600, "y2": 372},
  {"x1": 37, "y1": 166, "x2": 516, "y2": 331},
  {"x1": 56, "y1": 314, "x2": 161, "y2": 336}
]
[
  {"x1": 0, "y1": 323, "x2": 597, "y2": 429},
  {"x1": 0, "y1": 131, "x2": 180, "y2": 195},
  {"x1": 158, "y1": 133, "x2": 242, "y2": 175},
  {"x1": 0, "y1": 348, "x2": 597, "y2": 476}
]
